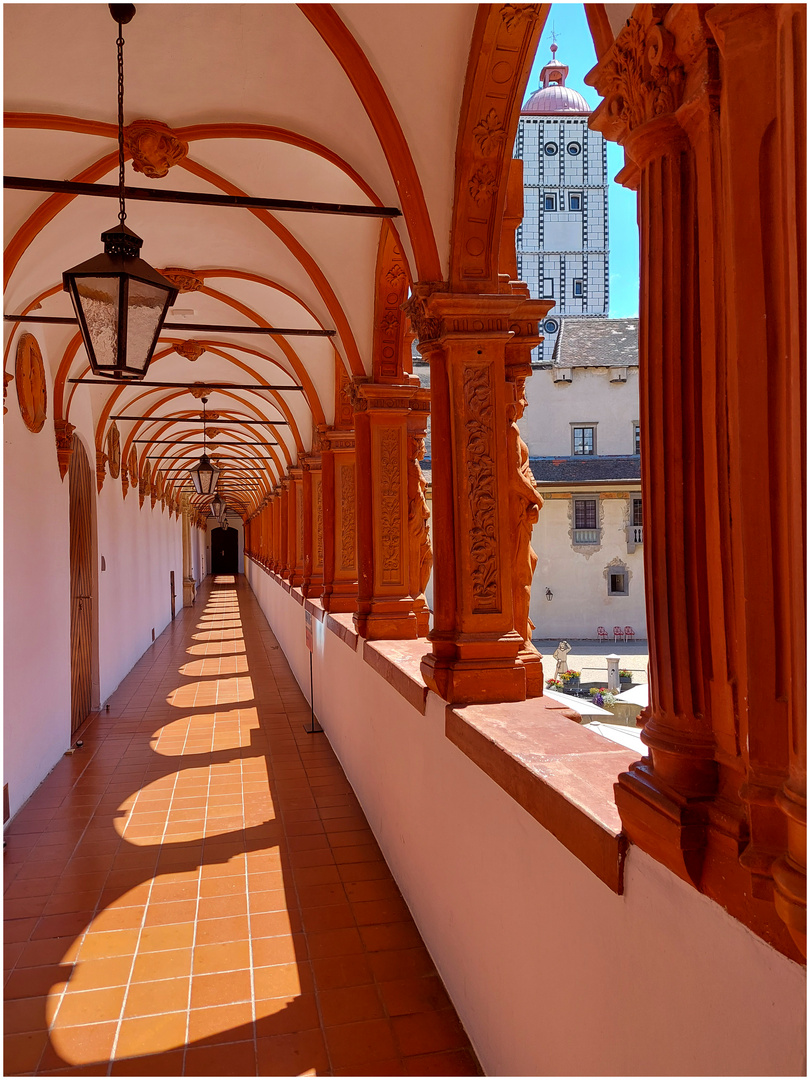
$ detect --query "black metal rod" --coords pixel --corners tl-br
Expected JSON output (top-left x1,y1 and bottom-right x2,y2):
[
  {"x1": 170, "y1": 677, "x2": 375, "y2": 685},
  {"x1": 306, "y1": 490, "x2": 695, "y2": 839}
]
[
  {"x1": 5, "y1": 314, "x2": 334, "y2": 337},
  {"x1": 4, "y1": 176, "x2": 401, "y2": 218},
  {"x1": 133, "y1": 438, "x2": 279, "y2": 446},
  {"x1": 69, "y1": 378, "x2": 304, "y2": 390},
  {"x1": 111, "y1": 414, "x2": 288, "y2": 425}
]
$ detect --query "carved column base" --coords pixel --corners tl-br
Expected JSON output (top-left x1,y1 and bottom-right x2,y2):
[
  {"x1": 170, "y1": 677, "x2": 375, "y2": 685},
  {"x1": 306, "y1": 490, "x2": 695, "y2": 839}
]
[
  {"x1": 183, "y1": 577, "x2": 196, "y2": 607},
  {"x1": 322, "y1": 587, "x2": 357, "y2": 614},
  {"x1": 772, "y1": 782, "x2": 807, "y2": 957},
  {"x1": 302, "y1": 579, "x2": 323, "y2": 600},
  {"x1": 421, "y1": 634, "x2": 527, "y2": 705},
  {"x1": 414, "y1": 600, "x2": 430, "y2": 638},
  {"x1": 517, "y1": 647, "x2": 544, "y2": 698},
  {"x1": 614, "y1": 760, "x2": 710, "y2": 886},
  {"x1": 354, "y1": 601, "x2": 418, "y2": 641}
]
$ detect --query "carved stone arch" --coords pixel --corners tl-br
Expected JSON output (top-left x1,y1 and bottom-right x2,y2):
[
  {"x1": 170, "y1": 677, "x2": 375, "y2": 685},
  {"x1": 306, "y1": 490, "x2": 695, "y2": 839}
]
[
  {"x1": 373, "y1": 222, "x2": 411, "y2": 383},
  {"x1": 449, "y1": 4, "x2": 549, "y2": 292}
]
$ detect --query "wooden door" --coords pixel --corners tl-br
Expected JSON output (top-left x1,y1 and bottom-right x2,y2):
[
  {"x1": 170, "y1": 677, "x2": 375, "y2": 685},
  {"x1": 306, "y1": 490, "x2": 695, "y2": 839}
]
[
  {"x1": 211, "y1": 527, "x2": 238, "y2": 574},
  {"x1": 69, "y1": 435, "x2": 93, "y2": 734}
]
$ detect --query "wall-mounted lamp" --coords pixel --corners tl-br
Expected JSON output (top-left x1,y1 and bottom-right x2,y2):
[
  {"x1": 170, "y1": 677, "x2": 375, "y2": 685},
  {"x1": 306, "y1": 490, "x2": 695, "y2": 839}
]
[
  {"x1": 545, "y1": 587, "x2": 554, "y2": 601},
  {"x1": 62, "y1": 5, "x2": 177, "y2": 379}
]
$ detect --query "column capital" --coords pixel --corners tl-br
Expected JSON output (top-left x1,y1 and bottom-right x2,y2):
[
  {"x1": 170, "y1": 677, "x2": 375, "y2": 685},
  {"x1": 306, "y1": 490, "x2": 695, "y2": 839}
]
[
  {"x1": 348, "y1": 379, "x2": 422, "y2": 415},
  {"x1": 404, "y1": 286, "x2": 552, "y2": 352}
]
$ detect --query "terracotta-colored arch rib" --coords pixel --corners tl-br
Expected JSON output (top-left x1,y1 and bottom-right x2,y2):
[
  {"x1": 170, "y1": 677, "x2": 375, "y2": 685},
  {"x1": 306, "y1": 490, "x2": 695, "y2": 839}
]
[{"x1": 299, "y1": 4, "x2": 441, "y2": 282}]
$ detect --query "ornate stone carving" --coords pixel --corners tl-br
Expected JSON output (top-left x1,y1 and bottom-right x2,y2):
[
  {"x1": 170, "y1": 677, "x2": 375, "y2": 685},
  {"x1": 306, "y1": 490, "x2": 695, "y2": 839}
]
[
  {"x1": 340, "y1": 463, "x2": 356, "y2": 571},
  {"x1": 315, "y1": 477, "x2": 324, "y2": 569},
  {"x1": 336, "y1": 363, "x2": 354, "y2": 429},
  {"x1": 174, "y1": 342, "x2": 206, "y2": 362},
  {"x1": 463, "y1": 365, "x2": 500, "y2": 611},
  {"x1": 588, "y1": 17, "x2": 685, "y2": 138},
  {"x1": 55, "y1": 419, "x2": 76, "y2": 480},
  {"x1": 402, "y1": 294, "x2": 443, "y2": 344},
  {"x1": 106, "y1": 422, "x2": 121, "y2": 479},
  {"x1": 506, "y1": 377, "x2": 543, "y2": 647},
  {"x1": 15, "y1": 333, "x2": 47, "y2": 433},
  {"x1": 158, "y1": 268, "x2": 204, "y2": 293},
  {"x1": 408, "y1": 435, "x2": 432, "y2": 600},
  {"x1": 473, "y1": 108, "x2": 507, "y2": 156},
  {"x1": 469, "y1": 165, "x2": 498, "y2": 206},
  {"x1": 500, "y1": 3, "x2": 541, "y2": 32},
  {"x1": 139, "y1": 458, "x2": 151, "y2": 509},
  {"x1": 296, "y1": 485, "x2": 304, "y2": 565},
  {"x1": 379, "y1": 428, "x2": 402, "y2": 582},
  {"x1": 123, "y1": 119, "x2": 189, "y2": 178},
  {"x1": 4, "y1": 371, "x2": 14, "y2": 415},
  {"x1": 96, "y1": 449, "x2": 107, "y2": 494},
  {"x1": 128, "y1": 446, "x2": 138, "y2": 485}
]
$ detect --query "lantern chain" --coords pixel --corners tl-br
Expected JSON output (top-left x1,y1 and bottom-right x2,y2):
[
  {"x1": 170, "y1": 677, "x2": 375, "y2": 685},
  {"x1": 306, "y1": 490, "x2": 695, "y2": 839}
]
[{"x1": 117, "y1": 19, "x2": 126, "y2": 225}]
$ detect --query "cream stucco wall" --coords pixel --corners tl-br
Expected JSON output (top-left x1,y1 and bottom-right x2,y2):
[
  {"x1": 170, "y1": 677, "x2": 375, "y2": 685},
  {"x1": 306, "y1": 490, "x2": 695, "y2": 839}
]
[
  {"x1": 4, "y1": 352, "x2": 185, "y2": 817},
  {"x1": 523, "y1": 365, "x2": 640, "y2": 457},
  {"x1": 244, "y1": 564, "x2": 806, "y2": 1078},
  {"x1": 531, "y1": 492, "x2": 645, "y2": 639}
]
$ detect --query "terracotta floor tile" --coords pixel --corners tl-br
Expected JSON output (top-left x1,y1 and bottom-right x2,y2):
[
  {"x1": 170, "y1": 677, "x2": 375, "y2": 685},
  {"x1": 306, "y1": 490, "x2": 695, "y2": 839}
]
[
  {"x1": 129, "y1": 947, "x2": 192, "y2": 984},
  {"x1": 54, "y1": 984, "x2": 127, "y2": 1027},
  {"x1": 317, "y1": 982, "x2": 385, "y2": 1026},
  {"x1": 196, "y1": 894, "x2": 248, "y2": 921},
  {"x1": 4, "y1": 994, "x2": 50, "y2": 1035},
  {"x1": 300, "y1": 903, "x2": 355, "y2": 933},
  {"x1": 3, "y1": 1028, "x2": 50, "y2": 1073},
  {"x1": 193, "y1": 939, "x2": 251, "y2": 975},
  {"x1": 255, "y1": 1028, "x2": 330, "y2": 1076},
  {"x1": 109, "y1": 1048, "x2": 185, "y2": 1075},
  {"x1": 403, "y1": 1048, "x2": 481, "y2": 1075},
  {"x1": 40, "y1": 1020, "x2": 118, "y2": 1071},
  {"x1": 184, "y1": 1039, "x2": 257, "y2": 1076},
  {"x1": 187, "y1": 999, "x2": 254, "y2": 1045},
  {"x1": 190, "y1": 968, "x2": 252, "y2": 1009},
  {"x1": 138, "y1": 922, "x2": 194, "y2": 953},
  {"x1": 115, "y1": 1011, "x2": 188, "y2": 1058},
  {"x1": 358, "y1": 921, "x2": 424, "y2": 953},
  {"x1": 5, "y1": 964, "x2": 71, "y2": 1001},
  {"x1": 251, "y1": 934, "x2": 303, "y2": 968},
  {"x1": 368, "y1": 946, "x2": 437, "y2": 983},
  {"x1": 16, "y1": 937, "x2": 80, "y2": 970},
  {"x1": 333, "y1": 1059, "x2": 406, "y2": 1076},
  {"x1": 123, "y1": 976, "x2": 190, "y2": 1017},
  {"x1": 250, "y1": 909, "x2": 301, "y2": 938},
  {"x1": 324, "y1": 1017, "x2": 399, "y2": 1070},
  {"x1": 392, "y1": 1008, "x2": 469, "y2": 1057},
  {"x1": 64, "y1": 955, "x2": 132, "y2": 992},
  {"x1": 253, "y1": 960, "x2": 314, "y2": 1001},
  {"x1": 78, "y1": 929, "x2": 140, "y2": 960},
  {"x1": 142, "y1": 899, "x2": 198, "y2": 926}
]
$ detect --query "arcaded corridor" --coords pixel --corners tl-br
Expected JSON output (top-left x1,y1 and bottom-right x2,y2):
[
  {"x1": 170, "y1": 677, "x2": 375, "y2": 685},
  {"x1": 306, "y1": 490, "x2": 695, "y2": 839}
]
[{"x1": 3, "y1": 577, "x2": 477, "y2": 1076}]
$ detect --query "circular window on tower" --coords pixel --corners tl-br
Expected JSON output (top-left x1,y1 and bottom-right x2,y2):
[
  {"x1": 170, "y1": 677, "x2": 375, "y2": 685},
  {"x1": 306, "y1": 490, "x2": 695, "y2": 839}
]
[
  {"x1": 567, "y1": 142, "x2": 582, "y2": 155},
  {"x1": 543, "y1": 319, "x2": 559, "y2": 335},
  {"x1": 544, "y1": 142, "x2": 559, "y2": 156}
]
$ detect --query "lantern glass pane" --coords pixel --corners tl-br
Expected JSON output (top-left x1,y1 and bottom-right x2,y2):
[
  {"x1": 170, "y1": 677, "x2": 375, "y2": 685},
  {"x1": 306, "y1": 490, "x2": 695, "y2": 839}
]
[
  {"x1": 75, "y1": 276, "x2": 120, "y2": 367},
  {"x1": 125, "y1": 278, "x2": 171, "y2": 371}
]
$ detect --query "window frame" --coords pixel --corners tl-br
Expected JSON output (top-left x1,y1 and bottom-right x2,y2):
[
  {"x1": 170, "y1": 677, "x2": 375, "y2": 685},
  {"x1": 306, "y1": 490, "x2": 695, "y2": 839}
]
[
  {"x1": 569, "y1": 192, "x2": 582, "y2": 211},
  {"x1": 544, "y1": 192, "x2": 557, "y2": 211},
  {"x1": 607, "y1": 566, "x2": 630, "y2": 596},
  {"x1": 572, "y1": 278, "x2": 584, "y2": 298},
  {"x1": 571, "y1": 424, "x2": 597, "y2": 456}
]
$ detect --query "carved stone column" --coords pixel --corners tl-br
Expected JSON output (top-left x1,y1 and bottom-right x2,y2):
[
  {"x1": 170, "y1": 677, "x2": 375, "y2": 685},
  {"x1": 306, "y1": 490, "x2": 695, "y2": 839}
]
[
  {"x1": 351, "y1": 381, "x2": 425, "y2": 640},
  {"x1": 407, "y1": 389, "x2": 432, "y2": 637},
  {"x1": 278, "y1": 480, "x2": 290, "y2": 578},
  {"x1": 180, "y1": 494, "x2": 196, "y2": 606},
  {"x1": 302, "y1": 453, "x2": 324, "y2": 598},
  {"x1": 405, "y1": 287, "x2": 544, "y2": 704},
  {"x1": 288, "y1": 467, "x2": 304, "y2": 588},
  {"x1": 319, "y1": 429, "x2": 358, "y2": 613}
]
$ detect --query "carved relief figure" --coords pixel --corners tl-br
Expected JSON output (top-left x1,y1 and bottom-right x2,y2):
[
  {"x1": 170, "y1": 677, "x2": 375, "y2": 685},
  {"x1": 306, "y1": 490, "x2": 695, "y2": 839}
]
[
  {"x1": 124, "y1": 119, "x2": 189, "y2": 178},
  {"x1": 507, "y1": 378, "x2": 544, "y2": 647},
  {"x1": 15, "y1": 333, "x2": 47, "y2": 433},
  {"x1": 407, "y1": 434, "x2": 432, "y2": 601},
  {"x1": 106, "y1": 422, "x2": 121, "y2": 479}
]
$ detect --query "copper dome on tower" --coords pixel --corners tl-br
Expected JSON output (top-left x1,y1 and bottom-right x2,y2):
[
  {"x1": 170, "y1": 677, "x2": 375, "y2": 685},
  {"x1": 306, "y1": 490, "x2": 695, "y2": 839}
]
[{"x1": 522, "y1": 43, "x2": 591, "y2": 115}]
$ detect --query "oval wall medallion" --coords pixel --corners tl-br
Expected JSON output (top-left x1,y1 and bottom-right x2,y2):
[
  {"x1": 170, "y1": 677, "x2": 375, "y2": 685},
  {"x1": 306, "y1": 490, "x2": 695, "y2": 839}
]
[
  {"x1": 107, "y1": 422, "x2": 121, "y2": 479},
  {"x1": 128, "y1": 446, "x2": 138, "y2": 484},
  {"x1": 15, "y1": 333, "x2": 47, "y2": 433}
]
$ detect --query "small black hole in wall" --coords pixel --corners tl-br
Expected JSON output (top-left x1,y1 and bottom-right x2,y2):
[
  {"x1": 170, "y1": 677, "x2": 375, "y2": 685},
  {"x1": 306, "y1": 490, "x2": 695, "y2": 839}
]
[
  {"x1": 151, "y1": 628, "x2": 155, "y2": 642},
  {"x1": 101, "y1": 555, "x2": 106, "y2": 572}
]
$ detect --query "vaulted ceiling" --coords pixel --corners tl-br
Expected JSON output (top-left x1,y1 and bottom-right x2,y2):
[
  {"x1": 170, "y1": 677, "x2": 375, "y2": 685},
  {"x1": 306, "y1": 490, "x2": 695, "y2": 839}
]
[{"x1": 3, "y1": 3, "x2": 479, "y2": 518}]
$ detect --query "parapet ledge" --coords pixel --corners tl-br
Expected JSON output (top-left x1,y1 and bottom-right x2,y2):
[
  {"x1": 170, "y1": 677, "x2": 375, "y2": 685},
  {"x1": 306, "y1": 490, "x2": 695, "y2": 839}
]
[
  {"x1": 362, "y1": 639, "x2": 430, "y2": 716},
  {"x1": 446, "y1": 698, "x2": 637, "y2": 893},
  {"x1": 325, "y1": 612, "x2": 360, "y2": 651}
]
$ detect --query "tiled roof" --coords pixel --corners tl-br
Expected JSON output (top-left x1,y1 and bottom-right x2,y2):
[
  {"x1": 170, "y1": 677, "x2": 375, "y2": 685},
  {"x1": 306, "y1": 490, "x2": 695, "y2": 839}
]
[
  {"x1": 551, "y1": 318, "x2": 639, "y2": 368},
  {"x1": 530, "y1": 455, "x2": 641, "y2": 484}
]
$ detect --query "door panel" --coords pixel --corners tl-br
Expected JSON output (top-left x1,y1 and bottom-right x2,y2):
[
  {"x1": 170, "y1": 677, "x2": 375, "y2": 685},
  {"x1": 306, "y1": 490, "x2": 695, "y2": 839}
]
[
  {"x1": 211, "y1": 527, "x2": 238, "y2": 574},
  {"x1": 69, "y1": 436, "x2": 93, "y2": 735}
]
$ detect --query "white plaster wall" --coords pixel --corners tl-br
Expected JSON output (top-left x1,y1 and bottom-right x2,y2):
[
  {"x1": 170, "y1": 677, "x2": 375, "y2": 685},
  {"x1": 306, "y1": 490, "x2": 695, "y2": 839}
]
[
  {"x1": 525, "y1": 367, "x2": 639, "y2": 457},
  {"x1": 531, "y1": 495, "x2": 646, "y2": 639},
  {"x1": 4, "y1": 379, "x2": 71, "y2": 818},
  {"x1": 96, "y1": 485, "x2": 183, "y2": 706},
  {"x1": 244, "y1": 564, "x2": 806, "y2": 1078}
]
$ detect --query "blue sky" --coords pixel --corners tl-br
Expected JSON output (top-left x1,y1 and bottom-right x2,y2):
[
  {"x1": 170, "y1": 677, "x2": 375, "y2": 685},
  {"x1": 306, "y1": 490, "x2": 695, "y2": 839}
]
[{"x1": 525, "y1": 3, "x2": 639, "y2": 318}]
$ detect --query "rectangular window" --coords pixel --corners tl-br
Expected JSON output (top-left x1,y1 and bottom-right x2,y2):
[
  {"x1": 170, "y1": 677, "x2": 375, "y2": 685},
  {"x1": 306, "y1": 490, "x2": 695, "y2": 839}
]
[
  {"x1": 543, "y1": 277, "x2": 554, "y2": 297},
  {"x1": 609, "y1": 569, "x2": 629, "y2": 596},
  {"x1": 634, "y1": 423, "x2": 641, "y2": 455},
  {"x1": 569, "y1": 192, "x2": 582, "y2": 211},
  {"x1": 575, "y1": 499, "x2": 597, "y2": 529},
  {"x1": 632, "y1": 498, "x2": 643, "y2": 527},
  {"x1": 544, "y1": 193, "x2": 556, "y2": 211},
  {"x1": 573, "y1": 279, "x2": 583, "y2": 297},
  {"x1": 572, "y1": 426, "x2": 595, "y2": 456}
]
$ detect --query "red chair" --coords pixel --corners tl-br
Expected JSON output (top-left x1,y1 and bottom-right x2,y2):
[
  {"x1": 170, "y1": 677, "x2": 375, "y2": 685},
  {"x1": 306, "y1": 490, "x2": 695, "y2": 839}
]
[
  {"x1": 613, "y1": 625, "x2": 625, "y2": 642},
  {"x1": 597, "y1": 626, "x2": 608, "y2": 642},
  {"x1": 624, "y1": 625, "x2": 635, "y2": 642}
]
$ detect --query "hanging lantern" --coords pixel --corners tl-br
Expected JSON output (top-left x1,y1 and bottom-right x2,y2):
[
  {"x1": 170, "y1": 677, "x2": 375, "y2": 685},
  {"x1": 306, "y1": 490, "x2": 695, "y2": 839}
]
[
  {"x1": 211, "y1": 494, "x2": 223, "y2": 519},
  {"x1": 189, "y1": 396, "x2": 220, "y2": 495},
  {"x1": 62, "y1": 6, "x2": 177, "y2": 379},
  {"x1": 221, "y1": 513, "x2": 229, "y2": 532}
]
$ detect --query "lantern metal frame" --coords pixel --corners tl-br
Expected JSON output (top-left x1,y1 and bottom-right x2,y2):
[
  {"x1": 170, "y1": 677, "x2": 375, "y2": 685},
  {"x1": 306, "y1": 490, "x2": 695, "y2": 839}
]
[
  {"x1": 61, "y1": 5, "x2": 178, "y2": 379},
  {"x1": 188, "y1": 397, "x2": 221, "y2": 496}
]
